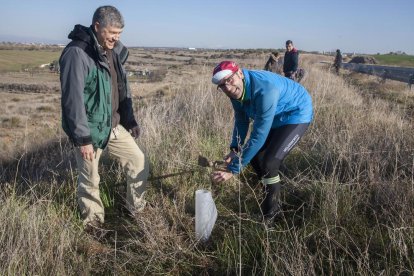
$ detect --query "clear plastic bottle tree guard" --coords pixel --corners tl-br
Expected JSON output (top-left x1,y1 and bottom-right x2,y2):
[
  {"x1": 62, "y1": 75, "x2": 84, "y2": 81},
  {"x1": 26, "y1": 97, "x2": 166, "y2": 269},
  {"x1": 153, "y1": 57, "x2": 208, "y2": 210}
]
[{"x1": 195, "y1": 189, "x2": 217, "y2": 241}]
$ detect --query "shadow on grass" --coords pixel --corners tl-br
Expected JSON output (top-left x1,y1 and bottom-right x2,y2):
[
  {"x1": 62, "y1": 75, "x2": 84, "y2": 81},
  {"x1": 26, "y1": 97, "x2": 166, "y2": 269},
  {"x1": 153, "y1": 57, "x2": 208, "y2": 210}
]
[{"x1": 0, "y1": 138, "x2": 76, "y2": 202}]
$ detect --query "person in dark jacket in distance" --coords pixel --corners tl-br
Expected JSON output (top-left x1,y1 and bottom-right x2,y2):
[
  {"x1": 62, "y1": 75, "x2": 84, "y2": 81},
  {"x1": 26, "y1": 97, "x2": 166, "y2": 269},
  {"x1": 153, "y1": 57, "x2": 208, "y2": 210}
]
[
  {"x1": 60, "y1": 5, "x2": 148, "y2": 230},
  {"x1": 283, "y1": 40, "x2": 299, "y2": 80},
  {"x1": 210, "y1": 61, "x2": 313, "y2": 221},
  {"x1": 333, "y1": 49, "x2": 342, "y2": 74}
]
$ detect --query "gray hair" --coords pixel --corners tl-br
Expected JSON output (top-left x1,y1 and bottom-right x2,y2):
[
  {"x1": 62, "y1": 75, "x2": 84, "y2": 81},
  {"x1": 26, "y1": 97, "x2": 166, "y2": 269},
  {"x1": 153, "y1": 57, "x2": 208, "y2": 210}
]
[{"x1": 92, "y1": 6, "x2": 124, "y2": 28}]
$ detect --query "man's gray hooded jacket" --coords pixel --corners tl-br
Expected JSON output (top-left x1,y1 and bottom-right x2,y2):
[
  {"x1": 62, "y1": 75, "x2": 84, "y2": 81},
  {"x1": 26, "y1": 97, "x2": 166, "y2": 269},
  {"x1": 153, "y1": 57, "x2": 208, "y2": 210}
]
[{"x1": 60, "y1": 24, "x2": 137, "y2": 149}]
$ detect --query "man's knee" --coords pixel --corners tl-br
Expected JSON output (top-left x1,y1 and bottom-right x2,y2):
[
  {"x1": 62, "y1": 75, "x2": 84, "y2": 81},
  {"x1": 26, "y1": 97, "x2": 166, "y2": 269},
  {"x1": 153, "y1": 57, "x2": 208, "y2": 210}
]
[
  {"x1": 126, "y1": 147, "x2": 148, "y2": 178},
  {"x1": 132, "y1": 146, "x2": 145, "y2": 165},
  {"x1": 78, "y1": 165, "x2": 100, "y2": 188},
  {"x1": 261, "y1": 158, "x2": 282, "y2": 178}
]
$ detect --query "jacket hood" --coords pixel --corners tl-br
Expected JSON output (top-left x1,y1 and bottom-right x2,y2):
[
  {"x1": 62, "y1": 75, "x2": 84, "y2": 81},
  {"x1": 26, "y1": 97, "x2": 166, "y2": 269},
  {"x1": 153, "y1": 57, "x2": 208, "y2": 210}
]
[
  {"x1": 67, "y1": 24, "x2": 107, "y2": 64},
  {"x1": 68, "y1": 24, "x2": 95, "y2": 45}
]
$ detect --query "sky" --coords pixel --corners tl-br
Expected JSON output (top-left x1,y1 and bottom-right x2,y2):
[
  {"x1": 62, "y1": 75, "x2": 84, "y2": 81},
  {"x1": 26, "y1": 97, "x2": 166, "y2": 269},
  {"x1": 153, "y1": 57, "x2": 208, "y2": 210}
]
[{"x1": 0, "y1": 0, "x2": 413, "y2": 55}]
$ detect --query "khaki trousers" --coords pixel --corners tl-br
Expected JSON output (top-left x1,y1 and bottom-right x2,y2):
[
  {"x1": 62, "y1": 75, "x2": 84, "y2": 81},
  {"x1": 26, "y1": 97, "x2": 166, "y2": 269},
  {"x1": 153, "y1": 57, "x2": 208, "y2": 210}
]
[{"x1": 74, "y1": 125, "x2": 148, "y2": 225}]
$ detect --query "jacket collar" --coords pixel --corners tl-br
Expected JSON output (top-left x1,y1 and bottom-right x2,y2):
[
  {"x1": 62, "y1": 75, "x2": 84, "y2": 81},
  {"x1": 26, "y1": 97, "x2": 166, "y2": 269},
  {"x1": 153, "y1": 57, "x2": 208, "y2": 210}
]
[
  {"x1": 287, "y1": 48, "x2": 298, "y2": 53},
  {"x1": 240, "y1": 69, "x2": 252, "y2": 102}
]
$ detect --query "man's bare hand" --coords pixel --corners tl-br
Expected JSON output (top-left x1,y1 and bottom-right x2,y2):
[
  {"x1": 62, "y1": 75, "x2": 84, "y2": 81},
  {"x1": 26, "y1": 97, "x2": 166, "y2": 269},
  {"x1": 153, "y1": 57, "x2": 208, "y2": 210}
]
[
  {"x1": 130, "y1": 125, "x2": 140, "y2": 139},
  {"x1": 211, "y1": 170, "x2": 233, "y2": 183},
  {"x1": 80, "y1": 144, "x2": 95, "y2": 161}
]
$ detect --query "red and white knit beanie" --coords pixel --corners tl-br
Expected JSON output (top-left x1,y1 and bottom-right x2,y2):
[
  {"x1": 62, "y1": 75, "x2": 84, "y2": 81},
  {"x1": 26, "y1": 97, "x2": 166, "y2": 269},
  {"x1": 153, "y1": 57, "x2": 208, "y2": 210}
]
[{"x1": 211, "y1": 61, "x2": 239, "y2": 84}]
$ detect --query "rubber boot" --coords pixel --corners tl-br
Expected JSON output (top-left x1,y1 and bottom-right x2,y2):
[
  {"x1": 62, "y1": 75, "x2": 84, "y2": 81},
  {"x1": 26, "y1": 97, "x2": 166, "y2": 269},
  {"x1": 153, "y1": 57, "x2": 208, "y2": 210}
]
[{"x1": 261, "y1": 182, "x2": 281, "y2": 221}]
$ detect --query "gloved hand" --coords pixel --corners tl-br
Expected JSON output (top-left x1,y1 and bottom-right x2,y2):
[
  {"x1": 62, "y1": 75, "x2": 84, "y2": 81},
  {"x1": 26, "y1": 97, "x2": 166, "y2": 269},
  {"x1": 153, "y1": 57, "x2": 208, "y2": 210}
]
[{"x1": 223, "y1": 151, "x2": 237, "y2": 164}]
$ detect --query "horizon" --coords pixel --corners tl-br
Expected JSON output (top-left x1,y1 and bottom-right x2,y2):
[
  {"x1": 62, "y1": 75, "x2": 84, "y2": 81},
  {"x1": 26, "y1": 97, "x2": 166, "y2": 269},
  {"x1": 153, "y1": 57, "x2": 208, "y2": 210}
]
[
  {"x1": 1, "y1": 41, "x2": 410, "y2": 56},
  {"x1": 1, "y1": 0, "x2": 413, "y2": 55}
]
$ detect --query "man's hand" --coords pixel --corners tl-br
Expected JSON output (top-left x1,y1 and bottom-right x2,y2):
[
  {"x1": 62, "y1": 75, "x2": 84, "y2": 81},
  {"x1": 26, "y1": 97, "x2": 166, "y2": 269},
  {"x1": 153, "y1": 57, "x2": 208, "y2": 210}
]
[
  {"x1": 80, "y1": 144, "x2": 95, "y2": 161},
  {"x1": 130, "y1": 125, "x2": 141, "y2": 139},
  {"x1": 211, "y1": 170, "x2": 233, "y2": 183},
  {"x1": 224, "y1": 151, "x2": 237, "y2": 164}
]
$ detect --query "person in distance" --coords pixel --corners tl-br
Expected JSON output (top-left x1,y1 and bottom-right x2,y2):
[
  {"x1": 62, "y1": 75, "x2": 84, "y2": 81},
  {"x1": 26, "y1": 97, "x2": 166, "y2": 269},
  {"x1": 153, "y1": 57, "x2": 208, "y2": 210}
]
[
  {"x1": 283, "y1": 40, "x2": 299, "y2": 80},
  {"x1": 264, "y1": 51, "x2": 282, "y2": 74},
  {"x1": 333, "y1": 49, "x2": 342, "y2": 74}
]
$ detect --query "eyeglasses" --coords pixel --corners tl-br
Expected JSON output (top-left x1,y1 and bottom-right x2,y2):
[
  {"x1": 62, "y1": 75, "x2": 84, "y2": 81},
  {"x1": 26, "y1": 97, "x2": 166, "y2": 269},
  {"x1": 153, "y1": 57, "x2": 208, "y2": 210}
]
[{"x1": 217, "y1": 71, "x2": 238, "y2": 91}]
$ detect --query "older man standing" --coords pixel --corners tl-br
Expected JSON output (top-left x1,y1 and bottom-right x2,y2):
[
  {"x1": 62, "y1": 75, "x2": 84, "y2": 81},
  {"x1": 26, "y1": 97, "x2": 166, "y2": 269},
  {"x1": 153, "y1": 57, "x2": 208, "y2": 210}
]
[{"x1": 60, "y1": 6, "x2": 148, "y2": 229}]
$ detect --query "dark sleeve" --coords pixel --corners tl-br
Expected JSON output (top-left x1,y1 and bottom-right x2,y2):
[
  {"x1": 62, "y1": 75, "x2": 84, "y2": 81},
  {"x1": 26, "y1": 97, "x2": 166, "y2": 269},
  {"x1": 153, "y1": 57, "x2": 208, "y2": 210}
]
[
  {"x1": 292, "y1": 52, "x2": 299, "y2": 72},
  {"x1": 60, "y1": 47, "x2": 92, "y2": 146},
  {"x1": 114, "y1": 45, "x2": 139, "y2": 130},
  {"x1": 119, "y1": 97, "x2": 138, "y2": 130}
]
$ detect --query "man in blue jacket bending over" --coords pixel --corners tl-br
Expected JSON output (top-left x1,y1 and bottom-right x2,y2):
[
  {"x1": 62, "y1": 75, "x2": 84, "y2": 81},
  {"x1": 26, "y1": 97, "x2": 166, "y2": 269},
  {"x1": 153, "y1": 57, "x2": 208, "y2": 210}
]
[{"x1": 211, "y1": 61, "x2": 313, "y2": 220}]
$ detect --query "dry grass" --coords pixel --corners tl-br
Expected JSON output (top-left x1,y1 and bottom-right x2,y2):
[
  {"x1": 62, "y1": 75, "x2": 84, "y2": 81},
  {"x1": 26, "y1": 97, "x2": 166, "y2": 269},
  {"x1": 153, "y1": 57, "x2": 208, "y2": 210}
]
[
  {"x1": 1, "y1": 49, "x2": 414, "y2": 274},
  {"x1": 0, "y1": 194, "x2": 91, "y2": 275}
]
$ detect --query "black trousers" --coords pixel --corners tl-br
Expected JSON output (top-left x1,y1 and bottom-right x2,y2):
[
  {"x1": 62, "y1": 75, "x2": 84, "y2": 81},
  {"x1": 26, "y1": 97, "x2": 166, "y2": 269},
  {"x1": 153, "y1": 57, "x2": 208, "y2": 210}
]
[
  {"x1": 250, "y1": 123, "x2": 310, "y2": 180},
  {"x1": 250, "y1": 123, "x2": 309, "y2": 218}
]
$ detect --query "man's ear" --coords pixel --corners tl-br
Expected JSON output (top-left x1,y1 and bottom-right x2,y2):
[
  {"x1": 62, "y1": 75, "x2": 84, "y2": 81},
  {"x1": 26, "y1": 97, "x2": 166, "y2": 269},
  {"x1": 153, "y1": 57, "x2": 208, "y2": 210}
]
[{"x1": 93, "y1": 22, "x2": 100, "y2": 33}]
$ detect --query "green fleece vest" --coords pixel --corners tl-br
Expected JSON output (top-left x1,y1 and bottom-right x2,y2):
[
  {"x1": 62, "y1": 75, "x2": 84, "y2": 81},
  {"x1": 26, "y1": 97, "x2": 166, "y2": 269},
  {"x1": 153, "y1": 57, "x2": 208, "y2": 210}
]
[{"x1": 83, "y1": 67, "x2": 112, "y2": 148}]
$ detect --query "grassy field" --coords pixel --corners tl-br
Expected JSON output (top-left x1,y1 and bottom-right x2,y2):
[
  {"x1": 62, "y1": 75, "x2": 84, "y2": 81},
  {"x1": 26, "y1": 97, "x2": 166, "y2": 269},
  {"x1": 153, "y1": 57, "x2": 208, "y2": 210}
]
[
  {"x1": 1, "y1": 49, "x2": 414, "y2": 275},
  {"x1": 371, "y1": 54, "x2": 414, "y2": 67},
  {"x1": 0, "y1": 49, "x2": 61, "y2": 72}
]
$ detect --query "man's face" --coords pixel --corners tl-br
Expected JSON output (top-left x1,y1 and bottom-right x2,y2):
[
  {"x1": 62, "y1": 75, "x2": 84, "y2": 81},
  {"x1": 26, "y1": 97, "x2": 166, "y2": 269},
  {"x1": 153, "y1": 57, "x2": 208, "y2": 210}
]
[
  {"x1": 94, "y1": 22, "x2": 123, "y2": 50},
  {"x1": 217, "y1": 69, "x2": 244, "y2": 100},
  {"x1": 286, "y1": 43, "x2": 293, "y2": 52}
]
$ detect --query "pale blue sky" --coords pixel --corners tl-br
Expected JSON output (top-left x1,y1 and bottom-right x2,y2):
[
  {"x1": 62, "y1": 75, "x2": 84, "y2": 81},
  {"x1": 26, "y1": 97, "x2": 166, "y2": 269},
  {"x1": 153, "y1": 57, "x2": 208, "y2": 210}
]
[{"x1": 1, "y1": 0, "x2": 413, "y2": 54}]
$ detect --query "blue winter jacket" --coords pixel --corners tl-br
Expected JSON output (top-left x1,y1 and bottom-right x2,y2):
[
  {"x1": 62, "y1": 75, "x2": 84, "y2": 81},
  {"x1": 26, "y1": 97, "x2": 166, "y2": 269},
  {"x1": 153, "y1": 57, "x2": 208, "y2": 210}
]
[{"x1": 227, "y1": 69, "x2": 313, "y2": 174}]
